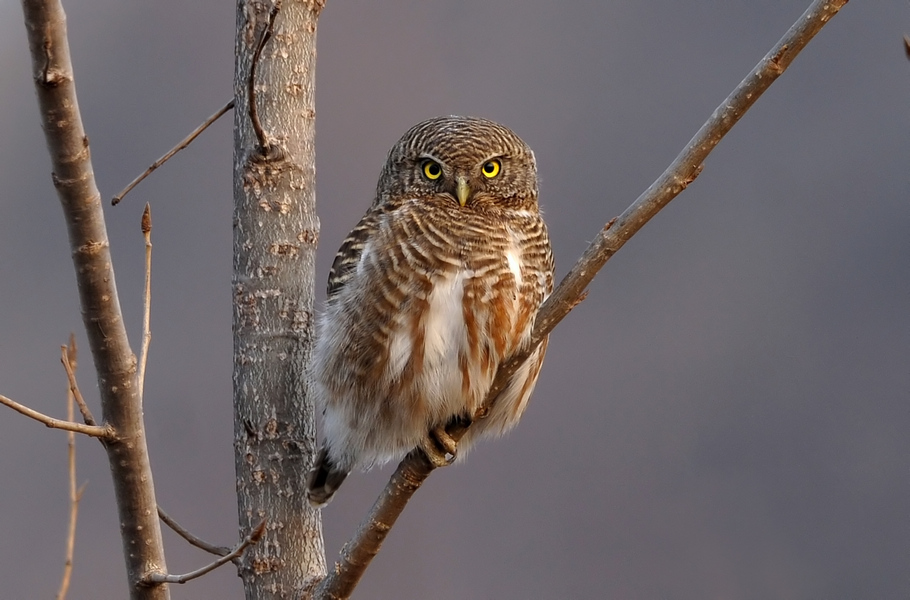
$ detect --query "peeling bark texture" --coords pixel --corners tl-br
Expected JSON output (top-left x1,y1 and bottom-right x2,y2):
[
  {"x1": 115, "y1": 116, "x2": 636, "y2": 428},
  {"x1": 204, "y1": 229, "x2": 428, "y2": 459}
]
[
  {"x1": 20, "y1": 0, "x2": 170, "y2": 598},
  {"x1": 232, "y1": 1, "x2": 326, "y2": 598}
]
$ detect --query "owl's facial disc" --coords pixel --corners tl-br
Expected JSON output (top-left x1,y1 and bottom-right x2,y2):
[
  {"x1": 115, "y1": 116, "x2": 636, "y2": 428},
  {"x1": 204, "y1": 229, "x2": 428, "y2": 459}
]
[{"x1": 456, "y1": 176, "x2": 470, "y2": 207}]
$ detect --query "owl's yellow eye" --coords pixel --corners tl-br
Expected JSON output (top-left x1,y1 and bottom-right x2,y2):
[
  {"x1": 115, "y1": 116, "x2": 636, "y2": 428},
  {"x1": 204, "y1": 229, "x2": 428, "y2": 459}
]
[
  {"x1": 422, "y1": 160, "x2": 442, "y2": 180},
  {"x1": 482, "y1": 159, "x2": 501, "y2": 178}
]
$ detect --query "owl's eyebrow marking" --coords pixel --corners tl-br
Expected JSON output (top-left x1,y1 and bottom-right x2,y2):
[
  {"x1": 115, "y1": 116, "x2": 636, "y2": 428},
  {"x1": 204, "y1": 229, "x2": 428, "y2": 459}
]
[{"x1": 417, "y1": 153, "x2": 444, "y2": 164}]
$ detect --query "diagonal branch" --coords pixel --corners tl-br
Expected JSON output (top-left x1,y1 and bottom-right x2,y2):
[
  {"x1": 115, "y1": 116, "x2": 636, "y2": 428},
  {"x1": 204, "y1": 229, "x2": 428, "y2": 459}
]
[
  {"x1": 60, "y1": 344, "x2": 96, "y2": 426},
  {"x1": 158, "y1": 506, "x2": 232, "y2": 558},
  {"x1": 0, "y1": 394, "x2": 112, "y2": 439},
  {"x1": 143, "y1": 520, "x2": 266, "y2": 585},
  {"x1": 111, "y1": 100, "x2": 234, "y2": 205},
  {"x1": 313, "y1": 0, "x2": 850, "y2": 597}
]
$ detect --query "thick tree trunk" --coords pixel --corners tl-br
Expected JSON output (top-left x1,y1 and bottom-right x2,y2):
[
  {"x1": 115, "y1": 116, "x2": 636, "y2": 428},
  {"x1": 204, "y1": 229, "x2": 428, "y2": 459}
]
[{"x1": 232, "y1": 1, "x2": 326, "y2": 598}]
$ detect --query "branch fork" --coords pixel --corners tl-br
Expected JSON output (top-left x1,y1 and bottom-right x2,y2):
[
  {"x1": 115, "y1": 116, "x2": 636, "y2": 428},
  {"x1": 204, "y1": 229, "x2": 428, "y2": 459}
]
[{"x1": 143, "y1": 520, "x2": 266, "y2": 585}]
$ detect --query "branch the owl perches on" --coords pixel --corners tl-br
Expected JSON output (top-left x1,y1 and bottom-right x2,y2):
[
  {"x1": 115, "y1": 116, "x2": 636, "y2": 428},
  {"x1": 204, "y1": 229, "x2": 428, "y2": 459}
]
[{"x1": 311, "y1": 1, "x2": 849, "y2": 598}]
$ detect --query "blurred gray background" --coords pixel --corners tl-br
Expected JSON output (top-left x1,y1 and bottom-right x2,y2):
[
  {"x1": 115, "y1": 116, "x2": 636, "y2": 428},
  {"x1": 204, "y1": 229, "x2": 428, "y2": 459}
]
[{"x1": 1, "y1": 1, "x2": 908, "y2": 598}]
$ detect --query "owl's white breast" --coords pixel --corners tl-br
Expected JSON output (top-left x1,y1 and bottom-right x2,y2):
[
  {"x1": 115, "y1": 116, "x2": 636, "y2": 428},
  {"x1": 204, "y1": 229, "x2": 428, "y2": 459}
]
[
  {"x1": 385, "y1": 268, "x2": 472, "y2": 417},
  {"x1": 504, "y1": 225, "x2": 523, "y2": 288},
  {"x1": 423, "y1": 269, "x2": 468, "y2": 369}
]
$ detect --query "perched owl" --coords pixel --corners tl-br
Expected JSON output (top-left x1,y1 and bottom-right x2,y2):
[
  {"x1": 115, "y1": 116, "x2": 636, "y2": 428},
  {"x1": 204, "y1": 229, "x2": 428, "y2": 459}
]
[{"x1": 306, "y1": 116, "x2": 554, "y2": 506}]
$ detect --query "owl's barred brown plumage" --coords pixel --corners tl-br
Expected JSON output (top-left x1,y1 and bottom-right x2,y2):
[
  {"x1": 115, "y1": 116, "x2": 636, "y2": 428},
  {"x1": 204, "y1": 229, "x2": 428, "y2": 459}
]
[{"x1": 306, "y1": 116, "x2": 554, "y2": 506}]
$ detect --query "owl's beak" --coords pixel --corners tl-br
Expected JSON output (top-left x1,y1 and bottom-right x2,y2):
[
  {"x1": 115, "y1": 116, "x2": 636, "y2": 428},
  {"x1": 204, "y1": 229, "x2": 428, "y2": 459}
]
[{"x1": 456, "y1": 176, "x2": 470, "y2": 207}]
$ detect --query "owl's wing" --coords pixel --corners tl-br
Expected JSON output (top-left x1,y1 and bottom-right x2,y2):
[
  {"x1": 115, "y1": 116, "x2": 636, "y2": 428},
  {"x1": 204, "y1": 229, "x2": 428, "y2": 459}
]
[{"x1": 326, "y1": 210, "x2": 380, "y2": 299}]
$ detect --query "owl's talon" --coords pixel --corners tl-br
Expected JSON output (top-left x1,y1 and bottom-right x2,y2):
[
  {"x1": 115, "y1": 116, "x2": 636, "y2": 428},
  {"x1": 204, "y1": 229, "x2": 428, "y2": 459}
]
[
  {"x1": 432, "y1": 425, "x2": 459, "y2": 456},
  {"x1": 419, "y1": 443, "x2": 453, "y2": 468},
  {"x1": 419, "y1": 426, "x2": 457, "y2": 468}
]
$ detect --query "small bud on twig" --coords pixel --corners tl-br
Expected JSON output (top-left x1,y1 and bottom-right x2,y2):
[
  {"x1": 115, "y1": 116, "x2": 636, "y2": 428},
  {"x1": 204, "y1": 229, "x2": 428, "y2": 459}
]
[{"x1": 141, "y1": 203, "x2": 152, "y2": 236}]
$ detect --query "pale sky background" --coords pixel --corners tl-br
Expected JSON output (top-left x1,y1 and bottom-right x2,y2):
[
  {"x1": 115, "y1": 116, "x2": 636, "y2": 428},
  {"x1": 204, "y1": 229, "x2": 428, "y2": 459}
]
[{"x1": 1, "y1": 1, "x2": 908, "y2": 598}]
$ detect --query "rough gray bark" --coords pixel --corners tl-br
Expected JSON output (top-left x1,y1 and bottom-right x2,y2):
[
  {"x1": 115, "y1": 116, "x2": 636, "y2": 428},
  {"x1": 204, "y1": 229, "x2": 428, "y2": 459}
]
[
  {"x1": 20, "y1": 0, "x2": 170, "y2": 598},
  {"x1": 232, "y1": 1, "x2": 326, "y2": 598}
]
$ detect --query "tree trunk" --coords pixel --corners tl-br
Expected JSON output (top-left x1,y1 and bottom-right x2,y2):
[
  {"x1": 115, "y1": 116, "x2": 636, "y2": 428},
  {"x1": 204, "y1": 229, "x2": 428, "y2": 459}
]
[
  {"x1": 21, "y1": 1, "x2": 170, "y2": 598},
  {"x1": 232, "y1": 1, "x2": 326, "y2": 598}
]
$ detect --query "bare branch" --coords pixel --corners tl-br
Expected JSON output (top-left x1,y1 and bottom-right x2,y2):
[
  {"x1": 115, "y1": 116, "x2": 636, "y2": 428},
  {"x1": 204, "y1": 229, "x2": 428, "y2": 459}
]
[
  {"x1": 60, "y1": 344, "x2": 96, "y2": 426},
  {"x1": 21, "y1": 0, "x2": 171, "y2": 595},
  {"x1": 312, "y1": 453, "x2": 433, "y2": 598},
  {"x1": 248, "y1": 1, "x2": 282, "y2": 152},
  {"x1": 0, "y1": 394, "x2": 111, "y2": 439},
  {"x1": 144, "y1": 520, "x2": 266, "y2": 585},
  {"x1": 313, "y1": 0, "x2": 850, "y2": 597},
  {"x1": 158, "y1": 506, "x2": 231, "y2": 558},
  {"x1": 56, "y1": 445, "x2": 81, "y2": 600},
  {"x1": 138, "y1": 203, "x2": 152, "y2": 397},
  {"x1": 111, "y1": 100, "x2": 235, "y2": 205},
  {"x1": 57, "y1": 335, "x2": 86, "y2": 600}
]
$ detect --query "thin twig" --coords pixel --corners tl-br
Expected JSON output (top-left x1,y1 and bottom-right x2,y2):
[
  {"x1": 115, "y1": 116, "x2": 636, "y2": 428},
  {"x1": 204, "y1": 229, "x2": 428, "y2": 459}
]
[
  {"x1": 138, "y1": 203, "x2": 152, "y2": 397},
  {"x1": 57, "y1": 335, "x2": 86, "y2": 600},
  {"x1": 143, "y1": 520, "x2": 266, "y2": 585},
  {"x1": 0, "y1": 394, "x2": 112, "y2": 439},
  {"x1": 313, "y1": 1, "x2": 849, "y2": 597},
  {"x1": 158, "y1": 506, "x2": 231, "y2": 558},
  {"x1": 248, "y1": 1, "x2": 282, "y2": 151},
  {"x1": 60, "y1": 344, "x2": 96, "y2": 426},
  {"x1": 111, "y1": 99, "x2": 235, "y2": 205}
]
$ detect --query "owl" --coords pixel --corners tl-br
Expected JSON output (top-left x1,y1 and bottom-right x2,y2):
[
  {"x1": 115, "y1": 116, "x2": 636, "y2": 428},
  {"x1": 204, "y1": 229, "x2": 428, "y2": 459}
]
[{"x1": 306, "y1": 116, "x2": 554, "y2": 506}]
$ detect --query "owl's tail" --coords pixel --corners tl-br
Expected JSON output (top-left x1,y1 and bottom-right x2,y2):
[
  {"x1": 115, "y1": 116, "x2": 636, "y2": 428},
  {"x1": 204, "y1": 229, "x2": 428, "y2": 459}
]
[{"x1": 306, "y1": 447, "x2": 349, "y2": 507}]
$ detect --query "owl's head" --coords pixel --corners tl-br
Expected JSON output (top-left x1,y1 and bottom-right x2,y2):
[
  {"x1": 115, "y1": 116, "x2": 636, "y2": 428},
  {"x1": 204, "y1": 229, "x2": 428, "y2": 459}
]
[{"x1": 376, "y1": 115, "x2": 538, "y2": 211}]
